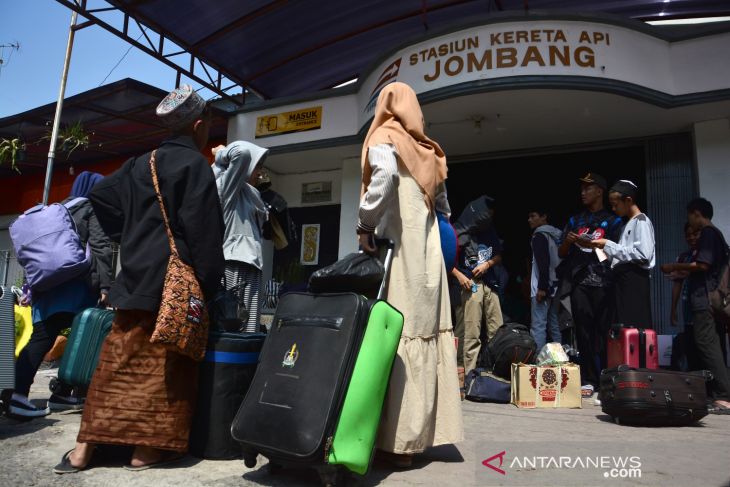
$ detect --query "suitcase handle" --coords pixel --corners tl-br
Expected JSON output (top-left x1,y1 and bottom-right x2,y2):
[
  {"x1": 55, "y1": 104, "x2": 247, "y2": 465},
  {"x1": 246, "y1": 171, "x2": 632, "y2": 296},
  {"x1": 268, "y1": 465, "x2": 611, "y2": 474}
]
[{"x1": 374, "y1": 239, "x2": 395, "y2": 300}]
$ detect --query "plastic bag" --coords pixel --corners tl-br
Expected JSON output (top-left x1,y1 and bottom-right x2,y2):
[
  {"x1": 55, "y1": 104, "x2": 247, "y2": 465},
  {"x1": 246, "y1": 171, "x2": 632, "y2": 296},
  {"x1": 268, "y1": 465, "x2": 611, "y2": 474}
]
[
  {"x1": 209, "y1": 283, "x2": 249, "y2": 332},
  {"x1": 536, "y1": 342, "x2": 570, "y2": 366},
  {"x1": 308, "y1": 252, "x2": 384, "y2": 296}
]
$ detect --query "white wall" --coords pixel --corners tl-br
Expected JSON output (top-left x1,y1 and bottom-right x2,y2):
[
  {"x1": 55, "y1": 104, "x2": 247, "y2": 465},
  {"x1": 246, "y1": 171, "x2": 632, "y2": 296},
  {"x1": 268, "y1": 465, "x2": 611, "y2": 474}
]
[
  {"x1": 228, "y1": 95, "x2": 359, "y2": 148},
  {"x1": 269, "y1": 169, "x2": 342, "y2": 208},
  {"x1": 694, "y1": 118, "x2": 730, "y2": 236},
  {"x1": 338, "y1": 157, "x2": 361, "y2": 259}
]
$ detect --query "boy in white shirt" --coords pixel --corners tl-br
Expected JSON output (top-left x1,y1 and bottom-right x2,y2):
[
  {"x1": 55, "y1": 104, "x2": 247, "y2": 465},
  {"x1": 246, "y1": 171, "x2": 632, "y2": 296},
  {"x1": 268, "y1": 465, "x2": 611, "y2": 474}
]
[{"x1": 577, "y1": 180, "x2": 655, "y2": 328}]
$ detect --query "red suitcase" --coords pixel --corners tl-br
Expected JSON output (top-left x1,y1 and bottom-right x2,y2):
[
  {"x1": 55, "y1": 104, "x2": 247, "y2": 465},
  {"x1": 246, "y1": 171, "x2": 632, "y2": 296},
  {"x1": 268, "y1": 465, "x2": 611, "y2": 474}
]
[{"x1": 607, "y1": 325, "x2": 658, "y2": 369}]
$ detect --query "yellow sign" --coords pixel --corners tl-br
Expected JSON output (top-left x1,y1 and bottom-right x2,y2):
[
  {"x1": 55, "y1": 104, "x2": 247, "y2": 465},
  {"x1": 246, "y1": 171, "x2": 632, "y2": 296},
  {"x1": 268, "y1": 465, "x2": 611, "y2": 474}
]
[{"x1": 255, "y1": 106, "x2": 322, "y2": 138}]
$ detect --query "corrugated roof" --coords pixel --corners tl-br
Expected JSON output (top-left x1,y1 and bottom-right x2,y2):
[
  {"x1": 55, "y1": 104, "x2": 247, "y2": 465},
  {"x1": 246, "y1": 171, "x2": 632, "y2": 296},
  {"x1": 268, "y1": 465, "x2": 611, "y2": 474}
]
[
  {"x1": 106, "y1": 0, "x2": 730, "y2": 99},
  {"x1": 0, "y1": 78, "x2": 226, "y2": 177}
]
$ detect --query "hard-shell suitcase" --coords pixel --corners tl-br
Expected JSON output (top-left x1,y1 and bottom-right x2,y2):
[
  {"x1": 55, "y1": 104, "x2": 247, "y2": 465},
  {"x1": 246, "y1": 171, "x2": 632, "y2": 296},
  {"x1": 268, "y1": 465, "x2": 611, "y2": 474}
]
[
  {"x1": 189, "y1": 331, "x2": 265, "y2": 460},
  {"x1": 232, "y1": 241, "x2": 402, "y2": 484},
  {"x1": 607, "y1": 324, "x2": 658, "y2": 370},
  {"x1": 54, "y1": 308, "x2": 114, "y2": 387},
  {"x1": 600, "y1": 365, "x2": 710, "y2": 426},
  {"x1": 0, "y1": 286, "x2": 16, "y2": 412}
]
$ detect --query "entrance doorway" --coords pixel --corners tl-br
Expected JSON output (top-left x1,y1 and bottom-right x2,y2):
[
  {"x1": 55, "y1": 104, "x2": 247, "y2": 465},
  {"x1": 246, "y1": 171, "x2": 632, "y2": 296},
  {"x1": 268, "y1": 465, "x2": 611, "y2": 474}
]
[{"x1": 446, "y1": 145, "x2": 646, "y2": 322}]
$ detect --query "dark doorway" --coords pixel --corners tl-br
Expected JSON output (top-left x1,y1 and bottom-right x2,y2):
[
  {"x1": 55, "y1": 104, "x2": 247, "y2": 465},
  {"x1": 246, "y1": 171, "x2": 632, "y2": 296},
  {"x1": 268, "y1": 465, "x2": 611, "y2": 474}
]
[{"x1": 446, "y1": 145, "x2": 646, "y2": 320}]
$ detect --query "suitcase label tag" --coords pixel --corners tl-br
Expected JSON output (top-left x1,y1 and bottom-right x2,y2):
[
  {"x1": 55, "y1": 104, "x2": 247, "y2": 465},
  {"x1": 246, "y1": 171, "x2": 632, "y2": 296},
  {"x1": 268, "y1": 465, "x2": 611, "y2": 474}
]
[{"x1": 282, "y1": 343, "x2": 299, "y2": 368}]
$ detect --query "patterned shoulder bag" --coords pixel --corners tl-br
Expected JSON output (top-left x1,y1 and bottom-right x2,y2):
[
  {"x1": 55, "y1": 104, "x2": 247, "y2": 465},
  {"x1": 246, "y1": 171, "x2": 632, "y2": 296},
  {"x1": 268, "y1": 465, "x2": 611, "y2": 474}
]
[{"x1": 148, "y1": 150, "x2": 208, "y2": 361}]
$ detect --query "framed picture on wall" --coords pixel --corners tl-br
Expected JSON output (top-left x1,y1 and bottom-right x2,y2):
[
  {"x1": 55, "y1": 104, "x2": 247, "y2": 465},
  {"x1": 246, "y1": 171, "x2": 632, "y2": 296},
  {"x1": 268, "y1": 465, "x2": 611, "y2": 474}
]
[{"x1": 300, "y1": 223, "x2": 321, "y2": 265}]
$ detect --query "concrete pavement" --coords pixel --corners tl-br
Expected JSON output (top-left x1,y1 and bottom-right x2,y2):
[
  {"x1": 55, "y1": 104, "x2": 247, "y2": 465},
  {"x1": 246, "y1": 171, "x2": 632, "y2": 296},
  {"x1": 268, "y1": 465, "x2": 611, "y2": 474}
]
[{"x1": 1, "y1": 367, "x2": 728, "y2": 487}]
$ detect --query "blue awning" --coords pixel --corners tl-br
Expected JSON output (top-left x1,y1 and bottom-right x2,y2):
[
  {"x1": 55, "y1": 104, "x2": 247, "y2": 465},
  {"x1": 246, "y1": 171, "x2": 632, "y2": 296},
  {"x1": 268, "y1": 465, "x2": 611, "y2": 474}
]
[{"x1": 106, "y1": 0, "x2": 730, "y2": 99}]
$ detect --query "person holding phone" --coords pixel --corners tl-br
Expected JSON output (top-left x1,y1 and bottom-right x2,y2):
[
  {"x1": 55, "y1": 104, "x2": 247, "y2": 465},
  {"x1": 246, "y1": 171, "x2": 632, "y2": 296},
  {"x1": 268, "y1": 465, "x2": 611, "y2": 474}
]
[{"x1": 558, "y1": 172, "x2": 623, "y2": 393}]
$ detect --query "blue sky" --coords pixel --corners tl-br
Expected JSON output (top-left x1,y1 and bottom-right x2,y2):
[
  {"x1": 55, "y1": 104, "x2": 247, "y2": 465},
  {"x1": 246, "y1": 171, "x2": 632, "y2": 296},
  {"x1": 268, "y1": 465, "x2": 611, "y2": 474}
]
[{"x1": 0, "y1": 1, "x2": 214, "y2": 118}]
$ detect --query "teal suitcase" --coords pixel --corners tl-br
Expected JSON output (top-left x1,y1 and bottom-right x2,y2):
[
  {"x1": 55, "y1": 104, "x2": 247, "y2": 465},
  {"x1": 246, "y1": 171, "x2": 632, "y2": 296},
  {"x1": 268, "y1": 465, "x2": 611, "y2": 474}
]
[{"x1": 56, "y1": 308, "x2": 114, "y2": 387}]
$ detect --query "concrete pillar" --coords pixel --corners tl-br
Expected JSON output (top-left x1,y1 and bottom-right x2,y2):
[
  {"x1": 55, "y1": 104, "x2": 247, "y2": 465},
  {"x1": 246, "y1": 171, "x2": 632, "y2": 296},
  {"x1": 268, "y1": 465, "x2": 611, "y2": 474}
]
[
  {"x1": 338, "y1": 157, "x2": 361, "y2": 259},
  {"x1": 694, "y1": 119, "x2": 730, "y2": 236}
]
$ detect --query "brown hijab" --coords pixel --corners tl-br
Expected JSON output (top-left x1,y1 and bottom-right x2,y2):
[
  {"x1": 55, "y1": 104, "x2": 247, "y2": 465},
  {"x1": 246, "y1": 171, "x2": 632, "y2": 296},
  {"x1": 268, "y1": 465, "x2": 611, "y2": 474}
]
[{"x1": 361, "y1": 82, "x2": 447, "y2": 209}]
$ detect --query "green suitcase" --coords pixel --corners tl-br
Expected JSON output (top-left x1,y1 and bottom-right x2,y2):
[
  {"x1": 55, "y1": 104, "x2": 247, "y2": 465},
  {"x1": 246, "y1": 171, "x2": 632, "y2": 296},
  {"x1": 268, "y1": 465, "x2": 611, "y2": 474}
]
[
  {"x1": 327, "y1": 300, "x2": 404, "y2": 475},
  {"x1": 57, "y1": 308, "x2": 114, "y2": 386}
]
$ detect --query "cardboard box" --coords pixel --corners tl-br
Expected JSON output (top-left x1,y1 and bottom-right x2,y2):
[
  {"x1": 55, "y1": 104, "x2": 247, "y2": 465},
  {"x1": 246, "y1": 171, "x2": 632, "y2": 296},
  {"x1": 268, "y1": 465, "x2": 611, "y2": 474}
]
[{"x1": 511, "y1": 363, "x2": 582, "y2": 409}]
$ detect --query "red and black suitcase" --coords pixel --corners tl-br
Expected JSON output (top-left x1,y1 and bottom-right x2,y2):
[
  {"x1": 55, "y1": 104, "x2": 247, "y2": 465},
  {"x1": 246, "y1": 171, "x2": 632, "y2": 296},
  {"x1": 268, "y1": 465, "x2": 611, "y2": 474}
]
[
  {"x1": 600, "y1": 365, "x2": 711, "y2": 426},
  {"x1": 607, "y1": 324, "x2": 658, "y2": 369}
]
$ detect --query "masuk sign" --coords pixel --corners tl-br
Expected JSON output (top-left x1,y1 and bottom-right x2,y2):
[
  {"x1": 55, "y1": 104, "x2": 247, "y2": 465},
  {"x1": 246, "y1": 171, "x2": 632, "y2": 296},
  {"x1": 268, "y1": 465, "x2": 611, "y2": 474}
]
[{"x1": 359, "y1": 20, "x2": 672, "y2": 123}]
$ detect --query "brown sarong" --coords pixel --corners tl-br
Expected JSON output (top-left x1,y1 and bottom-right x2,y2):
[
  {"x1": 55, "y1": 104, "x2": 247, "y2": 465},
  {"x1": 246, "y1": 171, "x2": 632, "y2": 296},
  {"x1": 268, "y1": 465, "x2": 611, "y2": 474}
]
[{"x1": 77, "y1": 309, "x2": 198, "y2": 452}]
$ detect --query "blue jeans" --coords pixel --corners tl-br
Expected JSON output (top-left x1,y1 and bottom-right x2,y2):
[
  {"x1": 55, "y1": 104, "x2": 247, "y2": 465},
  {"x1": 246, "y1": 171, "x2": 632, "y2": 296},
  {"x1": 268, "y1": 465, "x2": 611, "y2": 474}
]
[{"x1": 531, "y1": 296, "x2": 561, "y2": 353}]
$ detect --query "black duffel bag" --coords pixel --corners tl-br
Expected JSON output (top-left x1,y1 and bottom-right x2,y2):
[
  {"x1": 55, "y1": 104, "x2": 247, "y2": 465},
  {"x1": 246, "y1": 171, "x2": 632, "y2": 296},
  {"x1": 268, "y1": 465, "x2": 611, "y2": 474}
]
[
  {"x1": 481, "y1": 322, "x2": 537, "y2": 380},
  {"x1": 307, "y1": 252, "x2": 384, "y2": 296}
]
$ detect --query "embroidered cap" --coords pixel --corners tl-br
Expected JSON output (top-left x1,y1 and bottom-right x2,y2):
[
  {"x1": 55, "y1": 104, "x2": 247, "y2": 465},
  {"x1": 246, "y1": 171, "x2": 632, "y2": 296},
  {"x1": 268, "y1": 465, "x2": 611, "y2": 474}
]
[
  {"x1": 579, "y1": 172, "x2": 607, "y2": 190},
  {"x1": 156, "y1": 84, "x2": 206, "y2": 129}
]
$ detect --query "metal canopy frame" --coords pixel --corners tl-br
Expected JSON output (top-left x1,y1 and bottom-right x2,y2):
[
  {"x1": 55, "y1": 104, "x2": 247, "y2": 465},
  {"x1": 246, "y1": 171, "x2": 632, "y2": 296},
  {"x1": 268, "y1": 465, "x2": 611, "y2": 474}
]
[{"x1": 53, "y1": 0, "x2": 248, "y2": 106}]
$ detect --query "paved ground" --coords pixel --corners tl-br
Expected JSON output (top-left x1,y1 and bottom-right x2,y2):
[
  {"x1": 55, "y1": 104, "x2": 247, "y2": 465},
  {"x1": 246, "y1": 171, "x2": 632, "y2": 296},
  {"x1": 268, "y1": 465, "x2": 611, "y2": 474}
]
[{"x1": 1, "y1": 368, "x2": 729, "y2": 487}]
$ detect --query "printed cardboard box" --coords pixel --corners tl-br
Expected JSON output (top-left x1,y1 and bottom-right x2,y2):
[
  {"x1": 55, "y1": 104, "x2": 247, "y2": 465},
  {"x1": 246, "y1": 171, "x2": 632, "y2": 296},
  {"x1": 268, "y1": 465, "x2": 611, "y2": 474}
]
[{"x1": 511, "y1": 363, "x2": 582, "y2": 409}]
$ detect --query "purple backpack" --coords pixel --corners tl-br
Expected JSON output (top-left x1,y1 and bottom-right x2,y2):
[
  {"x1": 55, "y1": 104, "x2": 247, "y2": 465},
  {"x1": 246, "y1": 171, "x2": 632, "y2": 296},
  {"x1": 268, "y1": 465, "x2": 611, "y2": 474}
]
[{"x1": 10, "y1": 198, "x2": 91, "y2": 292}]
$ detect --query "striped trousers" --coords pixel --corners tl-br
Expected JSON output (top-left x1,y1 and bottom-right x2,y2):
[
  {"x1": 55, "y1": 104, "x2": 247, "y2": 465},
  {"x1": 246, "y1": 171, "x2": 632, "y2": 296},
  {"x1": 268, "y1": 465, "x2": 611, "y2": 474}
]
[{"x1": 223, "y1": 261, "x2": 262, "y2": 333}]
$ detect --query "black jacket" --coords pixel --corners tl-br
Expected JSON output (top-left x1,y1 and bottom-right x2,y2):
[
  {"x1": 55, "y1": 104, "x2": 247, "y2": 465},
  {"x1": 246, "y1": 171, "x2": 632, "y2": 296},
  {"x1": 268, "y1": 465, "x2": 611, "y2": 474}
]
[
  {"x1": 89, "y1": 136, "x2": 225, "y2": 312},
  {"x1": 63, "y1": 197, "x2": 114, "y2": 294}
]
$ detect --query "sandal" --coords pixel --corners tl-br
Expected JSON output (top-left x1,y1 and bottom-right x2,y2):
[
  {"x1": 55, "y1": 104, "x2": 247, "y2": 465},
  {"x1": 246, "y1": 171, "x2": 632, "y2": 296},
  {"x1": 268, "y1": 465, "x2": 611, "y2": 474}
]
[
  {"x1": 123, "y1": 452, "x2": 185, "y2": 471},
  {"x1": 708, "y1": 402, "x2": 730, "y2": 415},
  {"x1": 53, "y1": 449, "x2": 89, "y2": 474}
]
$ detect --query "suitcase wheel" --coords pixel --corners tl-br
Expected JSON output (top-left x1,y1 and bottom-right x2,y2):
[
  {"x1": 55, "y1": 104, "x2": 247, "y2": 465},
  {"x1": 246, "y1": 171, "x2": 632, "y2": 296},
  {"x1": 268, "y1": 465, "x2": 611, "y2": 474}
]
[
  {"x1": 49, "y1": 377, "x2": 61, "y2": 394},
  {"x1": 318, "y1": 467, "x2": 348, "y2": 487},
  {"x1": 243, "y1": 453, "x2": 257, "y2": 469}
]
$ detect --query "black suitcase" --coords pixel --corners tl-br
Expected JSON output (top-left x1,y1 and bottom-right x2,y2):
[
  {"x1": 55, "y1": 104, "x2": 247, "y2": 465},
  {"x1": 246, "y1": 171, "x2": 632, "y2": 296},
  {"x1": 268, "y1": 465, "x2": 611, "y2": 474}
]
[
  {"x1": 600, "y1": 365, "x2": 711, "y2": 426},
  {"x1": 189, "y1": 331, "x2": 266, "y2": 459},
  {"x1": 231, "y1": 292, "x2": 370, "y2": 485}
]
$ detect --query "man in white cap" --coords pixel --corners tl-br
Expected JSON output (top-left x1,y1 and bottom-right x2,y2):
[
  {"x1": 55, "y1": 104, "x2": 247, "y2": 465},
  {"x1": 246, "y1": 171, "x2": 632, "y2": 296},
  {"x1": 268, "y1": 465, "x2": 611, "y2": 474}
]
[{"x1": 54, "y1": 85, "x2": 226, "y2": 474}]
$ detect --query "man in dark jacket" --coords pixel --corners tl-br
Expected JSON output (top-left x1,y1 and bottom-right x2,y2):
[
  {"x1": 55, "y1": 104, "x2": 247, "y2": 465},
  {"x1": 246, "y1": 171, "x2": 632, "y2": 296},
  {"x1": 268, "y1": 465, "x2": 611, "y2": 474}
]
[
  {"x1": 56, "y1": 85, "x2": 225, "y2": 474},
  {"x1": 559, "y1": 173, "x2": 622, "y2": 392}
]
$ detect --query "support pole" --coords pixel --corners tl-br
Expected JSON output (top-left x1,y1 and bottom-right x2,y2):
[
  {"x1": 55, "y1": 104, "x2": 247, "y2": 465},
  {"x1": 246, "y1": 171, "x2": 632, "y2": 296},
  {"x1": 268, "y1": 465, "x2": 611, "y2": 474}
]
[{"x1": 43, "y1": 10, "x2": 78, "y2": 205}]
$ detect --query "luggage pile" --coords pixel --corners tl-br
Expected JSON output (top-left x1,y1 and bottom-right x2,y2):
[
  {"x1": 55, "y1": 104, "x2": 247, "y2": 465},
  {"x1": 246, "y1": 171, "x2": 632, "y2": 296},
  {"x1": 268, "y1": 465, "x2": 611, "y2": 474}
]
[
  {"x1": 464, "y1": 322, "x2": 537, "y2": 403},
  {"x1": 231, "y1": 240, "x2": 404, "y2": 486},
  {"x1": 600, "y1": 324, "x2": 711, "y2": 426}
]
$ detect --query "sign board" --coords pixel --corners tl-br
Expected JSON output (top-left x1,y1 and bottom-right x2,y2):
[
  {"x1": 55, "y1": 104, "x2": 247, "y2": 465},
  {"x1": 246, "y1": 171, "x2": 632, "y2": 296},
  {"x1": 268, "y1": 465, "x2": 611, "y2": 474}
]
[
  {"x1": 358, "y1": 21, "x2": 673, "y2": 124},
  {"x1": 255, "y1": 106, "x2": 323, "y2": 138}
]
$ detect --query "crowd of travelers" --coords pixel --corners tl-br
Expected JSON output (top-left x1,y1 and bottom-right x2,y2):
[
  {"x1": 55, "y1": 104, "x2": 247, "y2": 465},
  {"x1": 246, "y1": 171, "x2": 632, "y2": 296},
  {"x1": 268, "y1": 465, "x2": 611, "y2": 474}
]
[{"x1": 4, "y1": 81, "x2": 729, "y2": 477}]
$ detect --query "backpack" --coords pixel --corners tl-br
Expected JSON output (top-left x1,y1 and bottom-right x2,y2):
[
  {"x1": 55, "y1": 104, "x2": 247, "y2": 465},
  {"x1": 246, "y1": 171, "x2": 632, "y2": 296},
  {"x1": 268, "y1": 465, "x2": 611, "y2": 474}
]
[
  {"x1": 480, "y1": 322, "x2": 537, "y2": 380},
  {"x1": 10, "y1": 198, "x2": 91, "y2": 292},
  {"x1": 707, "y1": 226, "x2": 730, "y2": 322}
]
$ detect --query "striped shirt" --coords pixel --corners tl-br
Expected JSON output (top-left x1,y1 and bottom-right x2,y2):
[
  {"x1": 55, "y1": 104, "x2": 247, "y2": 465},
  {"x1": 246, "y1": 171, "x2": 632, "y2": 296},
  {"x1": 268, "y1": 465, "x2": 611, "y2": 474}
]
[{"x1": 358, "y1": 144, "x2": 450, "y2": 233}]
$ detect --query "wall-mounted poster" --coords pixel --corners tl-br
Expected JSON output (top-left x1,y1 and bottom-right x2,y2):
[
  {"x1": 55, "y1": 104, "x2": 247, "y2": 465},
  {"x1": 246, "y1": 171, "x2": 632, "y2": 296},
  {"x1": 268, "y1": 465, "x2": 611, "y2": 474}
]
[{"x1": 301, "y1": 224, "x2": 320, "y2": 266}]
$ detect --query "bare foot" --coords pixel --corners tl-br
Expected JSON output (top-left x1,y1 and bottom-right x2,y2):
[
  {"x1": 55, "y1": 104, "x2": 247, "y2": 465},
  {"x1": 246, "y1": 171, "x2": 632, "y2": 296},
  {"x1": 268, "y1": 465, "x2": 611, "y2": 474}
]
[
  {"x1": 69, "y1": 442, "x2": 95, "y2": 469},
  {"x1": 130, "y1": 446, "x2": 163, "y2": 467},
  {"x1": 712, "y1": 400, "x2": 730, "y2": 409}
]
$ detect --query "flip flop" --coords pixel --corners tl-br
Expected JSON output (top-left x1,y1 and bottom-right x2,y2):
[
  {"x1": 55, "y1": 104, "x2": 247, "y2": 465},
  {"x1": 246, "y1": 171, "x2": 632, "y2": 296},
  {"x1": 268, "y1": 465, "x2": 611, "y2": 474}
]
[
  {"x1": 123, "y1": 453, "x2": 185, "y2": 471},
  {"x1": 53, "y1": 449, "x2": 88, "y2": 474},
  {"x1": 708, "y1": 402, "x2": 730, "y2": 415}
]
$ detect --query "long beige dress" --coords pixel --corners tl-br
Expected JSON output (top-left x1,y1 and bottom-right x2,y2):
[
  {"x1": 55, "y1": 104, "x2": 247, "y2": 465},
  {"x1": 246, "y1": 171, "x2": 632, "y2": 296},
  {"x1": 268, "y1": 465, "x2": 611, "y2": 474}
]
[{"x1": 361, "y1": 144, "x2": 463, "y2": 454}]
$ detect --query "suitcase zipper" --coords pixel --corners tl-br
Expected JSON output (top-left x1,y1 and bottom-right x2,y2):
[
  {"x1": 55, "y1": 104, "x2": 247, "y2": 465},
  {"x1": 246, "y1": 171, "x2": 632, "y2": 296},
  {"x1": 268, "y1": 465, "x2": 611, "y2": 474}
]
[
  {"x1": 324, "y1": 436, "x2": 333, "y2": 463},
  {"x1": 276, "y1": 316, "x2": 343, "y2": 331}
]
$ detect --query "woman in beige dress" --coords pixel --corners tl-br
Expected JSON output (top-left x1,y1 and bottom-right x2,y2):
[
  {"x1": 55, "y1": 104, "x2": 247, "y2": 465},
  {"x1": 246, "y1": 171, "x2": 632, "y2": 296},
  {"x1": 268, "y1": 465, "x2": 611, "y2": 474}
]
[{"x1": 357, "y1": 82, "x2": 463, "y2": 467}]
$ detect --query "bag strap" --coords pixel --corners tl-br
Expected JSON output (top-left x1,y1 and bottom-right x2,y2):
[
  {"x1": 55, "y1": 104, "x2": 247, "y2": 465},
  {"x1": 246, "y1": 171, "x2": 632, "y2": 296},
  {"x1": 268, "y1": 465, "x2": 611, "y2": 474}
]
[
  {"x1": 63, "y1": 197, "x2": 87, "y2": 209},
  {"x1": 149, "y1": 150, "x2": 179, "y2": 257}
]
